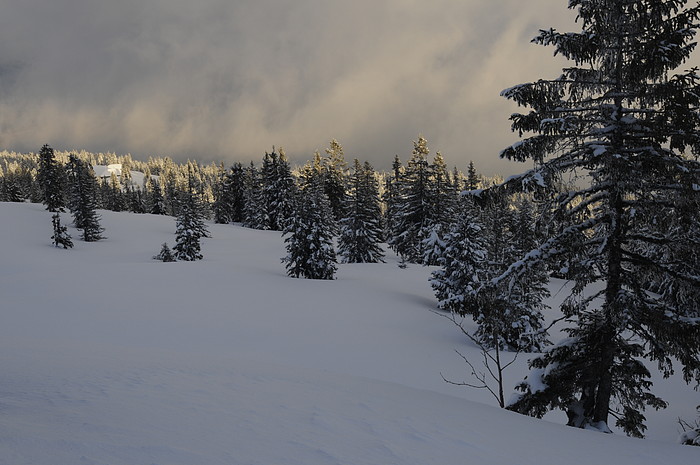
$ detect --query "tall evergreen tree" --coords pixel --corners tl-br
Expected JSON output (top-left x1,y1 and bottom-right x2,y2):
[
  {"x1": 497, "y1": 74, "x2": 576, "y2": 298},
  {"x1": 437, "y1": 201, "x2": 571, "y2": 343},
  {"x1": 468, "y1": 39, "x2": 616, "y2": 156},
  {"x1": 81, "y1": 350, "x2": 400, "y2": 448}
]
[
  {"x1": 282, "y1": 174, "x2": 337, "y2": 280},
  {"x1": 499, "y1": 0, "x2": 700, "y2": 437},
  {"x1": 262, "y1": 148, "x2": 297, "y2": 231},
  {"x1": 388, "y1": 136, "x2": 432, "y2": 263},
  {"x1": 37, "y1": 144, "x2": 66, "y2": 212},
  {"x1": 338, "y1": 160, "x2": 385, "y2": 263},
  {"x1": 66, "y1": 155, "x2": 104, "y2": 242},
  {"x1": 421, "y1": 150, "x2": 455, "y2": 266},
  {"x1": 323, "y1": 139, "x2": 349, "y2": 222},
  {"x1": 173, "y1": 166, "x2": 210, "y2": 261},
  {"x1": 466, "y1": 160, "x2": 480, "y2": 191},
  {"x1": 430, "y1": 199, "x2": 488, "y2": 316},
  {"x1": 242, "y1": 161, "x2": 269, "y2": 230}
]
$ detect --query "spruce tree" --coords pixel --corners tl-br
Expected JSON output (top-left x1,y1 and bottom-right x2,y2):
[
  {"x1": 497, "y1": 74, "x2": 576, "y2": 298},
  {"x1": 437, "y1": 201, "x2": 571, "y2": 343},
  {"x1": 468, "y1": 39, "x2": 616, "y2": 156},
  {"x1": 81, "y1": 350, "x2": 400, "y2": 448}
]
[
  {"x1": 282, "y1": 175, "x2": 337, "y2": 280},
  {"x1": 421, "y1": 150, "x2": 455, "y2": 266},
  {"x1": 466, "y1": 160, "x2": 480, "y2": 191},
  {"x1": 242, "y1": 162, "x2": 269, "y2": 229},
  {"x1": 499, "y1": 0, "x2": 700, "y2": 437},
  {"x1": 51, "y1": 213, "x2": 73, "y2": 249},
  {"x1": 173, "y1": 166, "x2": 210, "y2": 261},
  {"x1": 262, "y1": 148, "x2": 297, "y2": 231},
  {"x1": 338, "y1": 160, "x2": 385, "y2": 263},
  {"x1": 383, "y1": 155, "x2": 403, "y2": 246},
  {"x1": 66, "y1": 154, "x2": 104, "y2": 242},
  {"x1": 323, "y1": 139, "x2": 349, "y2": 222},
  {"x1": 37, "y1": 144, "x2": 66, "y2": 212},
  {"x1": 153, "y1": 242, "x2": 176, "y2": 262},
  {"x1": 388, "y1": 136, "x2": 432, "y2": 263},
  {"x1": 430, "y1": 199, "x2": 488, "y2": 316}
]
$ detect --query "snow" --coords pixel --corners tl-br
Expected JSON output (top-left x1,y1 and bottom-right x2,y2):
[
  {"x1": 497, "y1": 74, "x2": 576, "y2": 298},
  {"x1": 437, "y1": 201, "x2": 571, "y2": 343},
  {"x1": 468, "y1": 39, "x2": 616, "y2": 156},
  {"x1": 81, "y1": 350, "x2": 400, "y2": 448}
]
[
  {"x1": 1, "y1": 202, "x2": 699, "y2": 464},
  {"x1": 92, "y1": 164, "x2": 150, "y2": 187}
]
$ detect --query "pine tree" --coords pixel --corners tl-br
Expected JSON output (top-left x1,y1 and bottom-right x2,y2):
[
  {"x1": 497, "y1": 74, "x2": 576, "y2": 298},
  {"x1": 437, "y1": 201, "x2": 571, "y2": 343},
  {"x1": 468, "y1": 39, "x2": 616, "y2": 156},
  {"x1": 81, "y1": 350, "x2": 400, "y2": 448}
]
[
  {"x1": 338, "y1": 160, "x2": 385, "y2": 263},
  {"x1": 388, "y1": 136, "x2": 432, "y2": 263},
  {"x1": 106, "y1": 172, "x2": 126, "y2": 212},
  {"x1": 421, "y1": 150, "x2": 455, "y2": 266},
  {"x1": 499, "y1": 0, "x2": 700, "y2": 437},
  {"x1": 66, "y1": 154, "x2": 104, "y2": 242},
  {"x1": 282, "y1": 175, "x2": 337, "y2": 280},
  {"x1": 242, "y1": 162, "x2": 269, "y2": 229},
  {"x1": 173, "y1": 166, "x2": 210, "y2": 261},
  {"x1": 37, "y1": 144, "x2": 66, "y2": 212},
  {"x1": 430, "y1": 200, "x2": 488, "y2": 316},
  {"x1": 212, "y1": 162, "x2": 231, "y2": 224},
  {"x1": 383, "y1": 155, "x2": 403, "y2": 245},
  {"x1": 146, "y1": 177, "x2": 166, "y2": 215},
  {"x1": 474, "y1": 194, "x2": 550, "y2": 352},
  {"x1": 323, "y1": 139, "x2": 349, "y2": 222},
  {"x1": 51, "y1": 213, "x2": 73, "y2": 249},
  {"x1": 262, "y1": 148, "x2": 297, "y2": 231},
  {"x1": 466, "y1": 160, "x2": 480, "y2": 191},
  {"x1": 153, "y1": 242, "x2": 176, "y2": 262}
]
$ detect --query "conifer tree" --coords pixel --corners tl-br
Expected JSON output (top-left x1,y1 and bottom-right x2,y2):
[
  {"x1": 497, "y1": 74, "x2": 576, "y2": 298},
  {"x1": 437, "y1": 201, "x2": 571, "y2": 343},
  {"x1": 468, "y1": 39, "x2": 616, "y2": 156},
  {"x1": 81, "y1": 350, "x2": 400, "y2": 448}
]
[
  {"x1": 153, "y1": 242, "x2": 176, "y2": 262},
  {"x1": 499, "y1": 0, "x2": 700, "y2": 437},
  {"x1": 430, "y1": 199, "x2": 488, "y2": 316},
  {"x1": 146, "y1": 176, "x2": 166, "y2": 215},
  {"x1": 242, "y1": 162, "x2": 269, "y2": 229},
  {"x1": 105, "y1": 172, "x2": 126, "y2": 212},
  {"x1": 262, "y1": 148, "x2": 297, "y2": 231},
  {"x1": 37, "y1": 144, "x2": 66, "y2": 212},
  {"x1": 338, "y1": 160, "x2": 385, "y2": 263},
  {"x1": 383, "y1": 155, "x2": 403, "y2": 246},
  {"x1": 66, "y1": 155, "x2": 104, "y2": 242},
  {"x1": 213, "y1": 163, "x2": 232, "y2": 224},
  {"x1": 323, "y1": 139, "x2": 349, "y2": 222},
  {"x1": 388, "y1": 136, "x2": 432, "y2": 263},
  {"x1": 173, "y1": 166, "x2": 210, "y2": 261},
  {"x1": 466, "y1": 160, "x2": 480, "y2": 191},
  {"x1": 282, "y1": 174, "x2": 337, "y2": 280},
  {"x1": 421, "y1": 150, "x2": 455, "y2": 266},
  {"x1": 51, "y1": 213, "x2": 73, "y2": 249}
]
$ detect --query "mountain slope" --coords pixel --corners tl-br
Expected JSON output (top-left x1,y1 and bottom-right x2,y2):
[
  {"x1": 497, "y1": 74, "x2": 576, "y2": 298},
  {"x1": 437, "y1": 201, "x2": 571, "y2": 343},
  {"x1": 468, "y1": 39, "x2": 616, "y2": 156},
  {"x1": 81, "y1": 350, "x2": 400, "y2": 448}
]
[{"x1": 0, "y1": 202, "x2": 697, "y2": 464}]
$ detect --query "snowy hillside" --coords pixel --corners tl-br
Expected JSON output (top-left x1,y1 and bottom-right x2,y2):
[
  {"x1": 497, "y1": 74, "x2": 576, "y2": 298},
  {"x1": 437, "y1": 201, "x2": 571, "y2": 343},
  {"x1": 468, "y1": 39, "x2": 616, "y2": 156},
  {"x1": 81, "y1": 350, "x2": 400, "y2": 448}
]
[{"x1": 0, "y1": 202, "x2": 697, "y2": 465}]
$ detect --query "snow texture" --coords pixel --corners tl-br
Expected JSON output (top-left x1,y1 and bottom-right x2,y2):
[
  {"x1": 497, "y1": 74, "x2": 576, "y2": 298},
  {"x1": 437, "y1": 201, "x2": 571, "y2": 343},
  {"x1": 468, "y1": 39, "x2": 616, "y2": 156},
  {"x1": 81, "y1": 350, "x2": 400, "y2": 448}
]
[{"x1": 0, "y1": 202, "x2": 698, "y2": 464}]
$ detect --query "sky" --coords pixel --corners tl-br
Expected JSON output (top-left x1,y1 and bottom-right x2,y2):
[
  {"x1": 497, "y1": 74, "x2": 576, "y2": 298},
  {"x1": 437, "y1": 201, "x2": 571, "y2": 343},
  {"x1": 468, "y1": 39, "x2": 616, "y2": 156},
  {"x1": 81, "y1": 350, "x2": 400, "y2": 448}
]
[{"x1": 1, "y1": 1, "x2": 697, "y2": 176}]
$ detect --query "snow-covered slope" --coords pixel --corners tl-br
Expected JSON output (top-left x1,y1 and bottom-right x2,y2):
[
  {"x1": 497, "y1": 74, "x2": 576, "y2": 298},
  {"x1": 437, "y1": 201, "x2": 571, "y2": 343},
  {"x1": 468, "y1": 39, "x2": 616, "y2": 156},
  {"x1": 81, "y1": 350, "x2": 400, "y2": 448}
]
[{"x1": 0, "y1": 202, "x2": 697, "y2": 465}]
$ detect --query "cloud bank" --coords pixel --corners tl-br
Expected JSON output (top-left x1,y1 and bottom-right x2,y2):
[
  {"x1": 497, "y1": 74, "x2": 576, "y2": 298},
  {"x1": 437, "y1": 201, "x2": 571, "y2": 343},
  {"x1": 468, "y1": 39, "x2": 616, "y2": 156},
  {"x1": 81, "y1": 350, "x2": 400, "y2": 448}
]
[{"x1": 2, "y1": 0, "x2": 689, "y2": 175}]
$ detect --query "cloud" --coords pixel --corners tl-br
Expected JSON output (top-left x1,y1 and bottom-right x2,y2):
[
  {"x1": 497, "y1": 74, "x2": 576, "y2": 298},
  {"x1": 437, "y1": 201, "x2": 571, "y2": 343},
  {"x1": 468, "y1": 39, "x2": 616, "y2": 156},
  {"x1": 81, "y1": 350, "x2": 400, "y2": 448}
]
[{"x1": 1, "y1": 0, "x2": 694, "y2": 176}]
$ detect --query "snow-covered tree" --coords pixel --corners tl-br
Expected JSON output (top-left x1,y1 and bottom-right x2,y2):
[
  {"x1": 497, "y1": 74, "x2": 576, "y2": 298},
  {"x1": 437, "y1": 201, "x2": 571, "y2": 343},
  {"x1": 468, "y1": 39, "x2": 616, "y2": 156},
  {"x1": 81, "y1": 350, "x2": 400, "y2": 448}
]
[
  {"x1": 153, "y1": 242, "x2": 176, "y2": 262},
  {"x1": 388, "y1": 136, "x2": 432, "y2": 263},
  {"x1": 50, "y1": 213, "x2": 73, "y2": 249},
  {"x1": 430, "y1": 200, "x2": 488, "y2": 316},
  {"x1": 323, "y1": 139, "x2": 349, "y2": 222},
  {"x1": 242, "y1": 161, "x2": 269, "y2": 230},
  {"x1": 173, "y1": 166, "x2": 210, "y2": 261},
  {"x1": 383, "y1": 155, "x2": 403, "y2": 245},
  {"x1": 37, "y1": 144, "x2": 66, "y2": 212},
  {"x1": 262, "y1": 148, "x2": 297, "y2": 231},
  {"x1": 500, "y1": 0, "x2": 700, "y2": 437},
  {"x1": 679, "y1": 405, "x2": 700, "y2": 446},
  {"x1": 66, "y1": 155, "x2": 104, "y2": 242},
  {"x1": 465, "y1": 160, "x2": 480, "y2": 191},
  {"x1": 282, "y1": 175, "x2": 337, "y2": 280},
  {"x1": 338, "y1": 160, "x2": 385, "y2": 263},
  {"x1": 421, "y1": 150, "x2": 455, "y2": 266}
]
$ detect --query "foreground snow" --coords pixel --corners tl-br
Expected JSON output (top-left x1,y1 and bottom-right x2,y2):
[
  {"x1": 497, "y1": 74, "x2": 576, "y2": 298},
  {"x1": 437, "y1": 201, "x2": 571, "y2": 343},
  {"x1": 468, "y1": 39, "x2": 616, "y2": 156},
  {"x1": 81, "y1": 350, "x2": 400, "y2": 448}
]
[{"x1": 0, "y1": 202, "x2": 697, "y2": 464}]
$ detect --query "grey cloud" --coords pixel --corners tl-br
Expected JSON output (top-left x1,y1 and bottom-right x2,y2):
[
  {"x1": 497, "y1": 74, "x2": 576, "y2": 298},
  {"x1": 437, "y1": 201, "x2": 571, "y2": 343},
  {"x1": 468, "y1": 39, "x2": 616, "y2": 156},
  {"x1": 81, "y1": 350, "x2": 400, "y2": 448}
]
[{"x1": 1, "y1": 0, "x2": 695, "y2": 175}]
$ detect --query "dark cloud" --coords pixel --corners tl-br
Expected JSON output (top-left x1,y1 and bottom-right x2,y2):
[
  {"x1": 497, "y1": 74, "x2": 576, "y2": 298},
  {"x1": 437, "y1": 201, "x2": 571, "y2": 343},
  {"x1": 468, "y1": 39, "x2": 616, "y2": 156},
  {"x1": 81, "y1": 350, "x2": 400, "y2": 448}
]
[{"x1": 1, "y1": 1, "x2": 696, "y2": 175}]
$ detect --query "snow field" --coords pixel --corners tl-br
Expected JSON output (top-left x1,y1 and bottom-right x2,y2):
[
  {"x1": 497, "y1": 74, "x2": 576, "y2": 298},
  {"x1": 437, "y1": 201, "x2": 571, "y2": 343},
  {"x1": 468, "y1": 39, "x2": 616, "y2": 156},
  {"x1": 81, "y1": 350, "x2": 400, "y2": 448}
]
[{"x1": 0, "y1": 202, "x2": 697, "y2": 464}]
